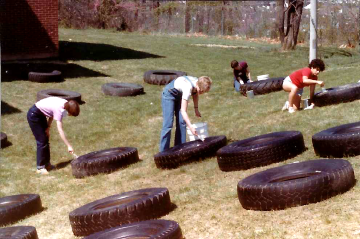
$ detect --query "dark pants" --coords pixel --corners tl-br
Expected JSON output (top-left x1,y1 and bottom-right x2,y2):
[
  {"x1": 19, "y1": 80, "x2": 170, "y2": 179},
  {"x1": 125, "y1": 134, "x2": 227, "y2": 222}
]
[{"x1": 27, "y1": 105, "x2": 50, "y2": 169}]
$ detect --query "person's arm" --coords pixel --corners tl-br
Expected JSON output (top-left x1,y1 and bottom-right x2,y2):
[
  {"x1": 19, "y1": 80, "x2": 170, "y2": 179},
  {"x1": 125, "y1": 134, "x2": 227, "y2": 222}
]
[
  {"x1": 192, "y1": 93, "x2": 201, "y2": 118},
  {"x1": 309, "y1": 84, "x2": 316, "y2": 105},
  {"x1": 246, "y1": 68, "x2": 252, "y2": 82},
  {"x1": 56, "y1": 120, "x2": 74, "y2": 153},
  {"x1": 303, "y1": 76, "x2": 324, "y2": 86},
  {"x1": 180, "y1": 99, "x2": 198, "y2": 136},
  {"x1": 46, "y1": 117, "x2": 53, "y2": 137}
]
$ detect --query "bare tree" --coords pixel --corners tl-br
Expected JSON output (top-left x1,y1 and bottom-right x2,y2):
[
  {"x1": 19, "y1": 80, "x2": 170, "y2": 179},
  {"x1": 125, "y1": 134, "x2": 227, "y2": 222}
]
[{"x1": 278, "y1": 0, "x2": 304, "y2": 50}]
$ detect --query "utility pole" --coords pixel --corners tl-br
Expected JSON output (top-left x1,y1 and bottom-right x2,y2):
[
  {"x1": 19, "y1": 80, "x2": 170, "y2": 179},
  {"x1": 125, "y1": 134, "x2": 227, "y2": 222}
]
[{"x1": 309, "y1": 0, "x2": 317, "y2": 62}]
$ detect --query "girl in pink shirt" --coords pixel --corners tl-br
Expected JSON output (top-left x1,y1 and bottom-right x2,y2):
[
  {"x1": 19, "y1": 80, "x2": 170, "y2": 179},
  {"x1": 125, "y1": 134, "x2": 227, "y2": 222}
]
[
  {"x1": 27, "y1": 97, "x2": 80, "y2": 174},
  {"x1": 282, "y1": 59, "x2": 325, "y2": 113}
]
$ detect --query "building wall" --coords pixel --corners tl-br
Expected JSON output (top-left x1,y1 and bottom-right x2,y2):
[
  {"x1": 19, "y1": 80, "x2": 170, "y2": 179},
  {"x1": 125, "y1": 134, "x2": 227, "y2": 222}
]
[{"x1": 0, "y1": 0, "x2": 59, "y2": 61}]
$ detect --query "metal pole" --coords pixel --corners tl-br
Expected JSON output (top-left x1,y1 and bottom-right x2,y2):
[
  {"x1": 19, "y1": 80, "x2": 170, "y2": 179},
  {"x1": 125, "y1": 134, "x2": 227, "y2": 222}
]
[{"x1": 309, "y1": 0, "x2": 317, "y2": 62}]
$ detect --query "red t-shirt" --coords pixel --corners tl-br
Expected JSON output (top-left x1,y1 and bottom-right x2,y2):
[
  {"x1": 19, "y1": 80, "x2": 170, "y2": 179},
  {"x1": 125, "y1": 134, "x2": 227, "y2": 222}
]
[{"x1": 289, "y1": 67, "x2": 318, "y2": 88}]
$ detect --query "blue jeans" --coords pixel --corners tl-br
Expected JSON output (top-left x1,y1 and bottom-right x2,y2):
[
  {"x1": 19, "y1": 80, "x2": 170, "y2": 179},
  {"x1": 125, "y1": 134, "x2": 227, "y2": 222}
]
[
  {"x1": 159, "y1": 81, "x2": 186, "y2": 152},
  {"x1": 27, "y1": 105, "x2": 50, "y2": 169},
  {"x1": 234, "y1": 78, "x2": 241, "y2": 92}
]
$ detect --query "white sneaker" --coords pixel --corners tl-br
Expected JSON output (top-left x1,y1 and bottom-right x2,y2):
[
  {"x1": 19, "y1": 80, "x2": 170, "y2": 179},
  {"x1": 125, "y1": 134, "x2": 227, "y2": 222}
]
[
  {"x1": 282, "y1": 101, "x2": 289, "y2": 111},
  {"x1": 304, "y1": 104, "x2": 315, "y2": 110},
  {"x1": 288, "y1": 107, "x2": 296, "y2": 114},
  {"x1": 36, "y1": 168, "x2": 49, "y2": 175}
]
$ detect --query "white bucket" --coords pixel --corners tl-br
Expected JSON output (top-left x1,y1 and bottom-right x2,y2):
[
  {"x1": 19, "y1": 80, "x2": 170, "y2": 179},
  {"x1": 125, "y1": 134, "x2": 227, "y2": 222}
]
[
  {"x1": 301, "y1": 99, "x2": 309, "y2": 109},
  {"x1": 186, "y1": 122, "x2": 209, "y2": 141},
  {"x1": 257, "y1": 74, "x2": 269, "y2": 81},
  {"x1": 246, "y1": 90, "x2": 255, "y2": 99}
]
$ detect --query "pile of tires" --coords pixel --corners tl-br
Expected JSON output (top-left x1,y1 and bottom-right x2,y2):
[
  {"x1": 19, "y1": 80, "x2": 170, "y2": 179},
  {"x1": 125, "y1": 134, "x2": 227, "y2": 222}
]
[
  {"x1": 313, "y1": 82, "x2": 360, "y2": 107},
  {"x1": 240, "y1": 77, "x2": 284, "y2": 96},
  {"x1": 71, "y1": 147, "x2": 139, "y2": 178},
  {"x1": 312, "y1": 121, "x2": 360, "y2": 158},
  {"x1": 217, "y1": 131, "x2": 305, "y2": 171},
  {"x1": 144, "y1": 70, "x2": 187, "y2": 85},
  {"x1": 69, "y1": 188, "x2": 173, "y2": 237},
  {"x1": 101, "y1": 83, "x2": 144, "y2": 97},
  {"x1": 154, "y1": 136, "x2": 227, "y2": 169},
  {"x1": 237, "y1": 159, "x2": 355, "y2": 210}
]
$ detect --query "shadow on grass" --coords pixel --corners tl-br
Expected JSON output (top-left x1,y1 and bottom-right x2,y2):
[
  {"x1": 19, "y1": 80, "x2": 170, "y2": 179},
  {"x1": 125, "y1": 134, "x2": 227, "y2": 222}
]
[
  {"x1": 55, "y1": 159, "x2": 73, "y2": 170},
  {"x1": 59, "y1": 41, "x2": 163, "y2": 61},
  {"x1": 1, "y1": 62, "x2": 108, "y2": 82},
  {"x1": 1, "y1": 101, "x2": 22, "y2": 115}
]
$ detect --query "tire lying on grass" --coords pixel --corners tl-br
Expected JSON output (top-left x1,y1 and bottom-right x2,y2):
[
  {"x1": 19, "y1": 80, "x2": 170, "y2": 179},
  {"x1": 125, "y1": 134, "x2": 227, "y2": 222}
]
[
  {"x1": 101, "y1": 83, "x2": 144, "y2": 97},
  {"x1": 313, "y1": 82, "x2": 360, "y2": 107},
  {"x1": 312, "y1": 121, "x2": 360, "y2": 158},
  {"x1": 28, "y1": 70, "x2": 62, "y2": 83},
  {"x1": 71, "y1": 147, "x2": 139, "y2": 178},
  {"x1": 0, "y1": 194, "x2": 42, "y2": 226},
  {"x1": 144, "y1": 70, "x2": 187, "y2": 85},
  {"x1": 69, "y1": 188, "x2": 173, "y2": 237},
  {"x1": 83, "y1": 220, "x2": 183, "y2": 239},
  {"x1": 1, "y1": 132, "x2": 8, "y2": 148},
  {"x1": 237, "y1": 159, "x2": 355, "y2": 211},
  {"x1": 36, "y1": 89, "x2": 82, "y2": 104},
  {"x1": 0, "y1": 226, "x2": 39, "y2": 239},
  {"x1": 217, "y1": 131, "x2": 305, "y2": 171},
  {"x1": 240, "y1": 77, "x2": 284, "y2": 96},
  {"x1": 154, "y1": 136, "x2": 227, "y2": 169}
]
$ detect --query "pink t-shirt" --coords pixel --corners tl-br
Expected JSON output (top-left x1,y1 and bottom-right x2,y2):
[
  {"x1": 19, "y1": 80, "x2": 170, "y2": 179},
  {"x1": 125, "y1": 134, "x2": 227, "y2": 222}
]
[
  {"x1": 35, "y1": 97, "x2": 67, "y2": 122},
  {"x1": 289, "y1": 67, "x2": 318, "y2": 88}
]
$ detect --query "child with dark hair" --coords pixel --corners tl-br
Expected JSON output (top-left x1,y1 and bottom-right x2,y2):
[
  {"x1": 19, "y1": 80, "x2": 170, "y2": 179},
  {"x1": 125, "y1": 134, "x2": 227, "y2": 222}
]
[
  {"x1": 27, "y1": 97, "x2": 80, "y2": 174},
  {"x1": 231, "y1": 60, "x2": 252, "y2": 92},
  {"x1": 282, "y1": 59, "x2": 326, "y2": 113}
]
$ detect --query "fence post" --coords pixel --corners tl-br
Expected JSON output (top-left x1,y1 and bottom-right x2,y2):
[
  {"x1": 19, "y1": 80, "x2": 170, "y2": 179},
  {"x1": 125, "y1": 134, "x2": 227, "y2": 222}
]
[{"x1": 309, "y1": 0, "x2": 317, "y2": 62}]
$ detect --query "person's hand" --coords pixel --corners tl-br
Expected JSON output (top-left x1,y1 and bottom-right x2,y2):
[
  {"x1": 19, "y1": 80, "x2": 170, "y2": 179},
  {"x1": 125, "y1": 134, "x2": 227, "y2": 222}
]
[
  {"x1": 190, "y1": 126, "x2": 198, "y2": 136},
  {"x1": 68, "y1": 146, "x2": 74, "y2": 154},
  {"x1": 195, "y1": 108, "x2": 201, "y2": 117},
  {"x1": 318, "y1": 81, "x2": 324, "y2": 87}
]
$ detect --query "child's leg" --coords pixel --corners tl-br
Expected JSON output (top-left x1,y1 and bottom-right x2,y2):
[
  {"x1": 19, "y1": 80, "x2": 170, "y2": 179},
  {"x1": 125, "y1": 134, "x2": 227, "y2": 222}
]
[{"x1": 282, "y1": 78, "x2": 298, "y2": 110}]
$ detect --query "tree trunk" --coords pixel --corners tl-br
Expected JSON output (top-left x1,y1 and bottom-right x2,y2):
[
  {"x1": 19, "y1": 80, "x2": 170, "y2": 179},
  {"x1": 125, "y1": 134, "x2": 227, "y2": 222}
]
[
  {"x1": 185, "y1": 3, "x2": 191, "y2": 33},
  {"x1": 278, "y1": 0, "x2": 304, "y2": 50}
]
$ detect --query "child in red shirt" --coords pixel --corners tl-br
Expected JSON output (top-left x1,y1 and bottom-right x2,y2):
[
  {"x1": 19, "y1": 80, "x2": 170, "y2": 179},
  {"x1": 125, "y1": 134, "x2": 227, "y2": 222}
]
[{"x1": 282, "y1": 59, "x2": 325, "y2": 113}]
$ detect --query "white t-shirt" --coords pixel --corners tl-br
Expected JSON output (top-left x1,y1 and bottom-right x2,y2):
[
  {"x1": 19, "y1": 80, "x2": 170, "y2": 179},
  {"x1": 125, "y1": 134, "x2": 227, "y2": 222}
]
[
  {"x1": 173, "y1": 76, "x2": 198, "y2": 100},
  {"x1": 35, "y1": 97, "x2": 68, "y2": 122}
]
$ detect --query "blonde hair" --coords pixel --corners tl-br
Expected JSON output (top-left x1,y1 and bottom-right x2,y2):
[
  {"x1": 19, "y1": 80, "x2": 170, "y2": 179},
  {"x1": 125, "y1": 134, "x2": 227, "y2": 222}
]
[{"x1": 197, "y1": 76, "x2": 212, "y2": 93}]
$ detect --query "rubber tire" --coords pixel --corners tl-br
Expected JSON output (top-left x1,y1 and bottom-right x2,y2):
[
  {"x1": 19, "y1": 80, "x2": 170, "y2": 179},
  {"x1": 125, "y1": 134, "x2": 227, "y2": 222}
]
[
  {"x1": 313, "y1": 83, "x2": 360, "y2": 107},
  {"x1": 144, "y1": 70, "x2": 187, "y2": 85},
  {"x1": 217, "y1": 131, "x2": 305, "y2": 171},
  {"x1": 0, "y1": 194, "x2": 42, "y2": 226},
  {"x1": 28, "y1": 70, "x2": 62, "y2": 83},
  {"x1": 82, "y1": 220, "x2": 183, "y2": 239},
  {"x1": 240, "y1": 77, "x2": 284, "y2": 96},
  {"x1": 69, "y1": 188, "x2": 172, "y2": 237},
  {"x1": 154, "y1": 136, "x2": 227, "y2": 169},
  {"x1": 1, "y1": 132, "x2": 8, "y2": 148},
  {"x1": 237, "y1": 159, "x2": 355, "y2": 211},
  {"x1": 312, "y1": 121, "x2": 360, "y2": 158},
  {"x1": 71, "y1": 147, "x2": 139, "y2": 178},
  {"x1": 36, "y1": 89, "x2": 82, "y2": 104},
  {"x1": 101, "y1": 83, "x2": 144, "y2": 97},
  {"x1": 0, "y1": 226, "x2": 39, "y2": 239}
]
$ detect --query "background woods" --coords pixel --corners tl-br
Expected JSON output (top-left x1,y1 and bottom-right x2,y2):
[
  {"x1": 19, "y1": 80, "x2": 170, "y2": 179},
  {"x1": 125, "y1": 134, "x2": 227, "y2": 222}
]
[{"x1": 59, "y1": 0, "x2": 359, "y2": 48}]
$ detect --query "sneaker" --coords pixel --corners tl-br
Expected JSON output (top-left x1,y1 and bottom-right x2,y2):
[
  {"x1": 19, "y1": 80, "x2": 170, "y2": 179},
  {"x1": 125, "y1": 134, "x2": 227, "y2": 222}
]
[
  {"x1": 36, "y1": 168, "x2": 49, "y2": 175},
  {"x1": 282, "y1": 101, "x2": 289, "y2": 111},
  {"x1": 288, "y1": 107, "x2": 296, "y2": 114}
]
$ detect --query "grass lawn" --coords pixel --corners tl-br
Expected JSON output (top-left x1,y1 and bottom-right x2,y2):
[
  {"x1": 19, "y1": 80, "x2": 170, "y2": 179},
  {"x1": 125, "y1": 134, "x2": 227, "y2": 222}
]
[{"x1": 1, "y1": 28, "x2": 360, "y2": 239}]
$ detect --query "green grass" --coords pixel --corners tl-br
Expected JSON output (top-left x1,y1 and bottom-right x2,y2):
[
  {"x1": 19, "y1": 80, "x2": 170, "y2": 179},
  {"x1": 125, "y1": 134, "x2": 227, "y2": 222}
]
[{"x1": 1, "y1": 28, "x2": 360, "y2": 239}]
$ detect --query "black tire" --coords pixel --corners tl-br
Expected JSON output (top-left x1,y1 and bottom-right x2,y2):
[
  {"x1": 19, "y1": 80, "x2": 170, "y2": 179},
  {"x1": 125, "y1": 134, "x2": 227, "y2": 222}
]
[
  {"x1": 83, "y1": 220, "x2": 183, "y2": 239},
  {"x1": 154, "y1": 136, "x2": 227, "y2": 169},
  {"x1": 36, "y1": 89, "x2": 82, "y2": 104},
  {"x1": 28, "y1": 70, "x2": 62, "y2": 83},
  {"x1": 144, "y1": 70, "x2": 187, "y2": 85},
  {"x1": 0, "y1": 226, "x2": 39, "y2": 239},
  {"x1": 69, "y1": 188, "x2": 172, "y2": 237},
  {"x1": 313, "y1": 83, "x2": 360, "y2": 107},
  {"x1": 240, "y1": 77, "x2": 284, "y2": 96},
  {"x1": 1, "y1": 132, "x2": 8, "y2": 148},
  {"x1": 312, "y1": 121, "x2": 360, "y2": 158},
  {"x1": 0, "y1": 194, "x2": 42, "y2": 226},
  {"x1": 237, "y1": 159, "x2": 355, "y2": 211},
  {"x1": 71, "y1": 147, "x2": 139, "y2": 178},
  {"x1": 217, "y1": 131, "x2": 305, "y2": 171},
  {"x1": 101, "y1": 83, "x2": 144, "y2": 97}
]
